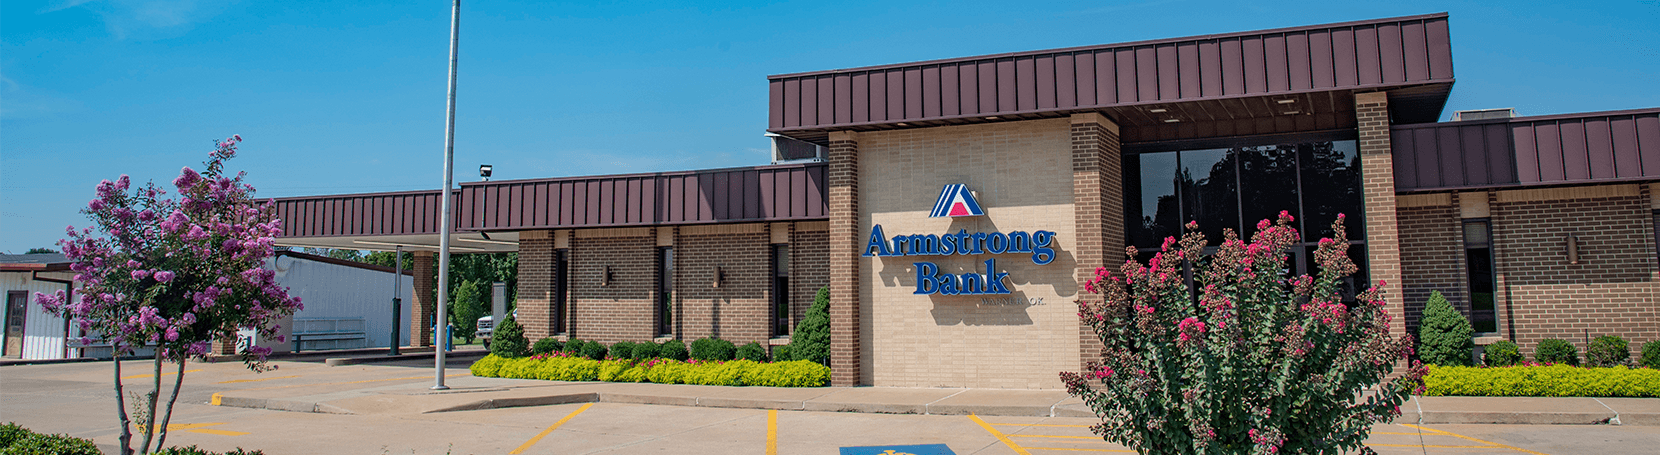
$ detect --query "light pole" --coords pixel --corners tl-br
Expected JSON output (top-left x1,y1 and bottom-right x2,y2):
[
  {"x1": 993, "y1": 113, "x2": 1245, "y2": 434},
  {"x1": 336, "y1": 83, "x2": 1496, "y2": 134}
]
[{"x1": 434, "y1": 0, "x2": 461, "y2": 390}]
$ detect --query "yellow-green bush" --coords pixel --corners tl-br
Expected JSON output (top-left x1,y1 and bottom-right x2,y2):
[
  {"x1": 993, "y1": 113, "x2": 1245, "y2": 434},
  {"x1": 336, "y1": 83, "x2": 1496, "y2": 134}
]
[
  {"x1": 468, "y1": 354, "x2": 830, "y2": 387},
  {"x1": 1424, "y1": 364, "x2": 1660, "y2": 397}
]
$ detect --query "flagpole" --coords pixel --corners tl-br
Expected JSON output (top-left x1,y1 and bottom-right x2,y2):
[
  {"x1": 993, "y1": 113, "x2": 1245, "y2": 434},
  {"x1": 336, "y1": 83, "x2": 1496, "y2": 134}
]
[{"x1": 434, "y1": 0, "x2": 460, "y2": 390}]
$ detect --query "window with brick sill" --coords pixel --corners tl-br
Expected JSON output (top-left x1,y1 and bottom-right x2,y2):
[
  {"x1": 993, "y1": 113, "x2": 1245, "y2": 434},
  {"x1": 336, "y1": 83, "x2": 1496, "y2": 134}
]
[
  {"x1": 772, "y1": 244, "x2": 791, "y2": 337},
  {"x1": 1464, "y1": 219, "x2": 1498, "y2": 333},
  {"x1": 656, "y1": 247, "x2": 674, "y2": 337}
]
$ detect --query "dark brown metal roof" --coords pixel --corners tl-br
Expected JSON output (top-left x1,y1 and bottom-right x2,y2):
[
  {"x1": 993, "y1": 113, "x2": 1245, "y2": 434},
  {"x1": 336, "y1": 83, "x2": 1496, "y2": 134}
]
[
  {"x1": 768, "y1": 13, "x2": 1454, "y2": 143},
  {"x1": 274, "y1": 163, "x2": 827, "y2": 239},
  {"x1": 1392, "y1": 107, "x2": 1660, "y2": 192}
]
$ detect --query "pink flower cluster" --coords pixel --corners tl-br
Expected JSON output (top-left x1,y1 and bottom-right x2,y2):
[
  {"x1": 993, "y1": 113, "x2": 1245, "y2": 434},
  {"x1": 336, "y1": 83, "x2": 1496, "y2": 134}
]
[{"x1": 36, "y1": 135, "x2": 302, "y2": 366}]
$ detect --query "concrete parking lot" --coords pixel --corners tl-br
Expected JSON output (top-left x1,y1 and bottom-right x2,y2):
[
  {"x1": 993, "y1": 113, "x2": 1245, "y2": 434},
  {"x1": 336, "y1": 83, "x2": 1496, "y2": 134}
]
[{"x1": 2, "y1": 357, "x2": 1655, "y2": 454}]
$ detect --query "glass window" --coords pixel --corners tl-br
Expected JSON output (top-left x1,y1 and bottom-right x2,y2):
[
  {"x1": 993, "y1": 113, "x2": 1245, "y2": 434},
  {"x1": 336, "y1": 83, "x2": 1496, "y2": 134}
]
[
  {"x1": 1180, "y1": 148, "x2": 1237, "y2": 245},
  {"x1": 1125, "y1": 152, "x2": 1182, "y2": 248},
  {"x1": 657, "y1": 247, "x2": 674, "y2": 336},
  {"x1": 772, "y1": 245, "x2": 791, "y2": 337},
  {"x1": 555, "y1": 250, "x2": 569, "y2": 334},
  {"x1": 1237, "y1": 145, "x2": 1301, "y2": 239},
  {"x1": 1299, "y1": 141, "x2": 1363, "y2": 241},
  {"x1": 1464, "y1": 220, "x2": 1497, "y2": 333}
]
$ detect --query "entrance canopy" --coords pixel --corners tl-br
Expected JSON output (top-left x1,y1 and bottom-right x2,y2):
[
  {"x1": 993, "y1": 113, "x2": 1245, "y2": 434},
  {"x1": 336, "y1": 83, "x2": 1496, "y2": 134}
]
[{"x1": 271, "y1": 163, "x2": 828, "y2": 253}]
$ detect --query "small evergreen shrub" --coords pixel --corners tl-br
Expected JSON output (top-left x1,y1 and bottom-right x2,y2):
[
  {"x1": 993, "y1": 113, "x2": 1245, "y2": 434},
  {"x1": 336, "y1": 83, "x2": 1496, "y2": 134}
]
[
  {"x1": 1418, "y1": 290, "x2": 1474, "y2": 366},
  {"x1": 1535, "y1": 338, "x2": 1580, "y2": 366},
  {"x1": 489, "y1": 315, "x2": 530, "y2": 358},
  {"x1": 631, "y1": 342, "x2": 661, "y2": 360},
  {"x1": 1425, "y1": 364, "x2": 1660, "y2": 397},
  {"x1": 560, "y1": 338, "x2": 583, "y2": 353},
  {"x1": 785, "y1": 287, "x2": 831, "y2": 366},
  {"x1": 690, "y1": 337, "x2": 736, "y2": 361},
  {"x1": 610, "y1": 341, "x2": 637, "y2": 359},
  {"x1": 1587, "y1": 335, "x2": 1631, "y2": 367},
  {"x1": 659, "y1": 339, "x2": 689, "y2": 361},
  {"x1": 531, "y1": 337, "x2": 563, "y2": 355},
  {"x1": 1482, "y1": 340, "x2": 1523, "y2": 367},
  {"x1": 737, "y1": 342, "x2": 768, "y2": 362},
  {"x1": 772, "y1": 344, "x2": 792, "y2": 362},
  {"x1": 579, "y1": 341, "x2": 609, "y2": 361},
  {"x1": 0, "y1": 423, "x2": 27, "y2": 448},
  {"x1": 1643, "y1": 340, "x2": 1660, "y2": 369}
]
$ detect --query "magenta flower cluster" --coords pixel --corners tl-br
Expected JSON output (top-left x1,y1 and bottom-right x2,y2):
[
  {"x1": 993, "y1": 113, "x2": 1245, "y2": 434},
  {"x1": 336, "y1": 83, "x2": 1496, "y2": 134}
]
[
  {"x1": 36, "y1": 135, "x2": 302, "y2": 365},
  {"x1": 1061, "y1": 212, "x2": 1426, "y2": 455}
]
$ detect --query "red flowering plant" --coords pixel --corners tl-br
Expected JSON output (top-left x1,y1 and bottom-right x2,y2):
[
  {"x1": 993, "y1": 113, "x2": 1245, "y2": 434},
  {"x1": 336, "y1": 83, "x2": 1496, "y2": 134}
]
[
  {"x1": 35, "y1": 136, "x2": 302, "y2": 455},
  {"x1": 1062, "y1": 212, "x2": 1424, "y2": 455}
]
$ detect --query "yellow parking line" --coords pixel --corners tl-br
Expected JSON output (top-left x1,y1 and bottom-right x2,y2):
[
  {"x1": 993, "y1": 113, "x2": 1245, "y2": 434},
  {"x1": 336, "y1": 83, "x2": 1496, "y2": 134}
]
[
  {"x1": 189, "y1": 428, "x2": 250, "y2": 436},
  {"x1": 122, "y1": 369, "x2": 203, "y2": 380},
  {"x1": 1024, "y1": 448, "x2": 1134, "y2": 453},
  {"x1": 969, "y1": 414, "x2": 1033, "y2": 455},
  {"x1": 766, "y1": 409, "x2": 778, "y2": 455},
  {"x1": 1011, "y1": 434, "x2": 1107, "y2": 441},
  {"x1": 1399, "y1": 424, "x2": 1549, "y2": 455},
  {"x1": 217, "y1": 375, "x2": 301, "y2": 384},
  {"x1": 510, "y1": 402, "x2": 593, "y2": 454}
]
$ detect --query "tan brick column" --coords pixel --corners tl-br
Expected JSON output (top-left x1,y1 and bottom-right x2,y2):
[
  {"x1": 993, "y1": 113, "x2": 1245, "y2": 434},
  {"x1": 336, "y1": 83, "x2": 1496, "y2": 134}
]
[
  {"x1": 411, "y1": 251, "x2": 436, "y2": 347},
  {"x1": 1071, "y1": 113, "x2": 1123, "y2": 369},
  {"x1": 518, "y1": 230, "x2": 555, "y2": 342},
  {"x1": 827, "y1": 130, "x2": 863, "y2": 386},
  {"x1": 1357, "y1": 92, "x2": 1407, "y2": 339}
]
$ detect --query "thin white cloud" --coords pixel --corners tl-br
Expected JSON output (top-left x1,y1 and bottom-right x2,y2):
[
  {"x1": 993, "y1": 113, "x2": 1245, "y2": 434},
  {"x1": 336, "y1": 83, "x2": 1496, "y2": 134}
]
[
  {"x1": 42, "y1": 0, "x2": 238, "y2": 39},
  {"x1": 0, "y1": 75, "x2": 81, "y2": 120}
]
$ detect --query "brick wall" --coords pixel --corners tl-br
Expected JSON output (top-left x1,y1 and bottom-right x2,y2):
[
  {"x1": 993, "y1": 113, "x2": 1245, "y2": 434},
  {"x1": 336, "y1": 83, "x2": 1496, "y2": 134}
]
[
  {"x1": 569, "y1": 230, "x2": 658, "y2": 344},
  {"x1": 859, "y1": 118, "x2": 1079, "y2": 389},
  {"x1": 1356, "y1": 92, "x2": 1407, "y2": 339},
  {"x1": 1397, "y1": 196, "x2": 1468, "y2": 333},
  {"x1": 410, "y1": 252, "x2": 435, "y2": 347},
  {"x1": 1070, "y1": 113, "x2": 1121, "y2": 370},
  {"x1": 791, "y1": 224, "x2": 830, "y2": 327},
  {"x1": 517, "y1": 231, "x2": 556, "y2": 341},
  {"x1": 675, "y1": 228, "x2": 772, "y2": 346},
  {"x1": 827, "y1": 131, "x2": 863, "y2": 386},
  {"x1": 1490, "y1": 185, "x2": 1660, "y2": 359}
]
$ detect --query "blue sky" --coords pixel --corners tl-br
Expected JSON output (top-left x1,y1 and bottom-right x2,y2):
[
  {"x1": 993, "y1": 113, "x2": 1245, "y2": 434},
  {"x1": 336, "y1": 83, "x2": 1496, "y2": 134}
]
[{"x1": 4, "y1": 1, "x2": 1658, "y2": 253}]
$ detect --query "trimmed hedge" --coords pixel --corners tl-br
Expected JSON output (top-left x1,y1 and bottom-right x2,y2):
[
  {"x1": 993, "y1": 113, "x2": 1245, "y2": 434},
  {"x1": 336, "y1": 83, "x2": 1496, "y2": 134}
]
[
  {"x1": 531, "y1": 337, "x2": 562, "y2": 355},
  {"x1": 690, "y1": 337, "x2": 736, "y2": 361},
  {"x1": 1587, "y1": 336, "x2": 1630, "y2": 367},
  {"x1": 470, "y1": 353, "x2": 831, "y2": 387},
  {"x1": 659, "y1": 339, "x2": 689, "y2": 361},
  {"x1": 737, "y1": 342, "x2": 768, "y2": 362},
  {"x1": 1535, "y1": 338, "x2": 1579, "y2": 366},
  {"x1": 631, "y1": 342, "x2": 661, "y2": 360},
  {"x1": 1482, "y1": 340, "x2": 1522, "y2": 367},
  {"x1": 1644, "y1": 341, "x2": 1660, "y2": 369},
  {"x1": 1424, "y1": 364, "x2": 1660, "y2": 397}
]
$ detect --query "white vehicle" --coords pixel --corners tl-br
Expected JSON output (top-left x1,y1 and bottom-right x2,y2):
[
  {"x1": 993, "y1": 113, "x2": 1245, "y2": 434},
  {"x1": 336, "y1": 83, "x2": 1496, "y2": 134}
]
[{"x1": 476, "y1": 310, "x2": 515, "y2": 349}]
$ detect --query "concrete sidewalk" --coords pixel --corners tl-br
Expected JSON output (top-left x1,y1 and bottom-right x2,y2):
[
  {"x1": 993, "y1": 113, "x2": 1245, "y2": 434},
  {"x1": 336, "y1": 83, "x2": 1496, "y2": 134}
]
[{"x1": 210, "y1": 369, "x2": 1660, "y2": 425}]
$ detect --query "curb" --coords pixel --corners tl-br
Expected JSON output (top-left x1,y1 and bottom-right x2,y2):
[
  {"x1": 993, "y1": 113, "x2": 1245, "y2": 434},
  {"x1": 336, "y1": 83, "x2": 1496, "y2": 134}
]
[
  {"x1": 217, "y1": 389, "x2": 1079, "y2": 418},
  {"x1": 323, "y1": 349, "x2": 488, "y2": 366}
]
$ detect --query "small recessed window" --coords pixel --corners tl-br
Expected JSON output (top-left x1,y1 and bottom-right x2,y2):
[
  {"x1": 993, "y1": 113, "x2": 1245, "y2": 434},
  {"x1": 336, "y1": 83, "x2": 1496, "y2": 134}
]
[
  {"x1": 772, "y1": 245, "x2": 791, "y2": 337},
  {"x1": 1464, "y1": 220, "x2": 1497, "y2": 333}
]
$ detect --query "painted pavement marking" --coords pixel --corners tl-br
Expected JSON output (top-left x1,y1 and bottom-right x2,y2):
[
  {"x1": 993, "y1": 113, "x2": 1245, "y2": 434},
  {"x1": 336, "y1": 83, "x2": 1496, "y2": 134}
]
[
  {"x1": 968, "y1": 414, "x2": 1032, "y2": 455},
  {"x1": 121, "y1": 369, "x2": 203, "y2": 380},
  {"x1": 133, "y1": 423, "x2": 249, "y2": 437},
  {"x1": 838, "y1": 444, "x2": 957, "y2": 455},
  {"x1": 1399, "y1": 424, "x2": 1550, "y2": 455},
  {"x1": 509, "y1": 402, "x2": 593, "y2": 454},
  {"x1": 767, "y1": 409, "x2": 778, "y2": 455}
]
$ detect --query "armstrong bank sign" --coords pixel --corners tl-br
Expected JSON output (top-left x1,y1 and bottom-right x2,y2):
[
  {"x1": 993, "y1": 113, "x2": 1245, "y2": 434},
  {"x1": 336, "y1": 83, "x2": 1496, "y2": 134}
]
[{"x1": 864, "y1": 184, "x2": 1056, "y2": 296}]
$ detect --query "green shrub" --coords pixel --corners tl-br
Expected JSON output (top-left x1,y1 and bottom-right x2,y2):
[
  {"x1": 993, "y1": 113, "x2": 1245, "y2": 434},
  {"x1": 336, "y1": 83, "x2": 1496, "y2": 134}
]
[
  {"x1": 560, "y1": 339, "x2": 583, "y2": 353},
  {"x1": 785, "y1": 287, "x2": 831, "y2": 366},
  {"x1": 690, "y1": 337, "x2": 736, "y2": 361},
  {"x1": 1424, "y1": 364, "x2": 1660, "y2": 397},
  {"x1": 2, "y1": 431, "x2": 101, "y2": 455},
  {"x1": 488, "y1": 315, "x2": 530, "y2": 358},
  {"x1": 737, "y1": 342, "x2": 768, "y2": 362},
  {"x1": 468, "y1": 354, "x2": 831, "y2": 387},
  {"x1": 1417, "y1": 290, "x2": 1473, "y2": 366},
  {"x1": 1535, "y1": 338, "x2": 1580, "y2": 366},
  {"x1": 1587, "y1": 336, "x2": 1631, "y2": 367},
  {"x1": 630, "y1": 342, "x2": 661, "y2": 360},
  {"x1": 1644, "y1": 341, "x2": 1660, "y2": 369},
  {"x1": 531, "y1": 337, "x2": 563, "y2": 355},
  {"x1": 659, "y1": 339, "x2": 689, "y2": 361},
  {"x1": 772, "y1": 344, "x2": 791, "y2": 362},
  {"x1": 610, "y1": 341, "x2": 637, "y2": 360},
  {"x1": 1483, "y1": 340, "x2": 1523, "y2": 367},
  {"x1": 579, "y1": 341, "x2": 609, "y2": 361},
  {"x1": 0, "y1": 423, "x2": 27, "y2": 448}
]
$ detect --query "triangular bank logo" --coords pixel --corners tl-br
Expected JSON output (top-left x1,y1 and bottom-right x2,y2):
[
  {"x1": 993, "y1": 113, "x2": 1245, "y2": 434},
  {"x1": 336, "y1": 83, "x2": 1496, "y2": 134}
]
[{"x1": 929, "y1": 184, "x2": 985, "y2": 218}]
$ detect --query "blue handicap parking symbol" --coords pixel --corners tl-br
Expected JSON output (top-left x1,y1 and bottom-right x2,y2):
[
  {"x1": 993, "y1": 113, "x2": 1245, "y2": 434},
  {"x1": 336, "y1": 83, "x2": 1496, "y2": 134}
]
[{"x1": 838, "y1": 443, "x2": 957, "y2": 455}]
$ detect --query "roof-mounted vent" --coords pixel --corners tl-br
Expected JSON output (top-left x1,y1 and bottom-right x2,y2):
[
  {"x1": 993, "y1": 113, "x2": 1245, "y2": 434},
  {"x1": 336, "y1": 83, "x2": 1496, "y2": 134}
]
[
  {"x1": 1452, "y1": 108, "x2": 1517, "y2": 121},
  {"x1": 765, "y1": 133, "x2": 826, "y2": 164}
]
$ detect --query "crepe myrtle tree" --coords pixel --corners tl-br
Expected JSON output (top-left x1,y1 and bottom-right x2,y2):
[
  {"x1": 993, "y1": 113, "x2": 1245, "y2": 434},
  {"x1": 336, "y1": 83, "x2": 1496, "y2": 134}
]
[
  {"x1": 36, "y1": 135, "x2": 302, "y2": 455},
  {"x1": 1063, "y1": 212, "x2": 1425, "y2": 455}
]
